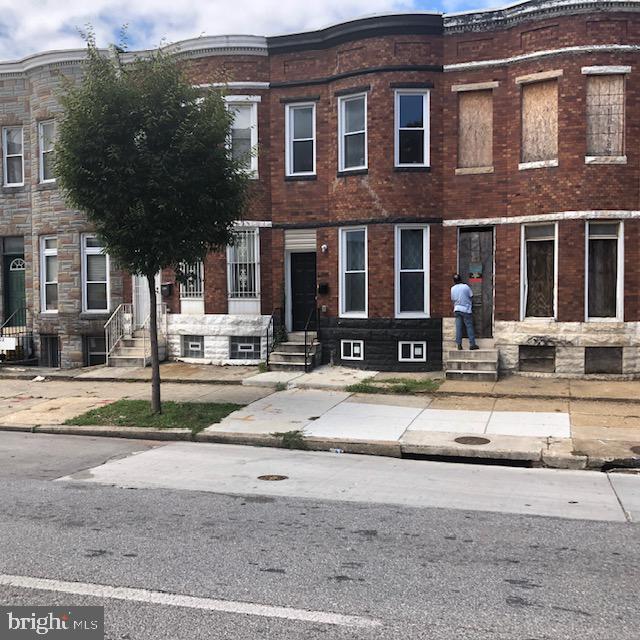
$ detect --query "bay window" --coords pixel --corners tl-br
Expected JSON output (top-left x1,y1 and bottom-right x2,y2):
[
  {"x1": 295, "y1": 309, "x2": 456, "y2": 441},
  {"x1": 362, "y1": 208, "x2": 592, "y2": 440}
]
[{"x1": 395, "y1": 90, "x2": 429, "y2": 167}]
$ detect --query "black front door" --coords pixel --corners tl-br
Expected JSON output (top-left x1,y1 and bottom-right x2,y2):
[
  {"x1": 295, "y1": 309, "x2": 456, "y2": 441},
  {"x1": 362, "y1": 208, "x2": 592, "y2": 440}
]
[
  {"x1": 458, "y1": 228, "x2": 494, "y2": 338},
  {"x1": 3, "y1": 254, "x2": 26, "y2": 326},
  {"x1": 291, "y1": 252, "x2": 317, "y2": 331}
]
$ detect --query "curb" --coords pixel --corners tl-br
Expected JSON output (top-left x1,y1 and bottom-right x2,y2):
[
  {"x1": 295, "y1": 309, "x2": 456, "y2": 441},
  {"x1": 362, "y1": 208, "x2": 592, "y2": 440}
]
[
  {"x1": 0, "y1": 373, "x2": 244, "y2": 386},
  {"x1": 3, "y1": 422, "x2": 637, "y2": 471}
]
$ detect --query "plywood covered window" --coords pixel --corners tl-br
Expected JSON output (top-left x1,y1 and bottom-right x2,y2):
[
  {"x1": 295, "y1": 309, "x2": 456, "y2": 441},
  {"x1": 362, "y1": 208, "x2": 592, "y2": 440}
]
[
  {"x1": 458, "y1": 90, "x2": 493, "y2": 169},
  {"x1": 523, "y1": 224, "x2": 556, "y2": 318},
  {"x1": 586, "y1": 75, "x2": 625, "y2": 157},
  {"x1": 521, "y1": 80, "x2": 558, "y2": 163},
  {"x1": 587, "y1": 222, "x2": 621, "y2": 319}
]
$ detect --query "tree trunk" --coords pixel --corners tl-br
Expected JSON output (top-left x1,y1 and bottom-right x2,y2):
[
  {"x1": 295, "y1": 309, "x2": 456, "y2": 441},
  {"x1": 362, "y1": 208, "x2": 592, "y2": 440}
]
[{"x1": 147, "y1": 273, "x2": 162, "y2": 414}]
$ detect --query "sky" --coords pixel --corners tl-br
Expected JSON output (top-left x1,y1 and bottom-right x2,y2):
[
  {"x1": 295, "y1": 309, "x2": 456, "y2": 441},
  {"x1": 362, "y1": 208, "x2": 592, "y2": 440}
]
[{"x1": 0, "y1": 0, "x2": 498, "y2": 61}]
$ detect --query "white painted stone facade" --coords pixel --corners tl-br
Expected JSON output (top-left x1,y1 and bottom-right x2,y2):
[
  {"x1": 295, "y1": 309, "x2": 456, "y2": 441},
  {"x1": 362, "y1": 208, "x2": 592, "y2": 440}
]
[{"x1": 166, "y1": 313, "x2": 270, "y2": 365}]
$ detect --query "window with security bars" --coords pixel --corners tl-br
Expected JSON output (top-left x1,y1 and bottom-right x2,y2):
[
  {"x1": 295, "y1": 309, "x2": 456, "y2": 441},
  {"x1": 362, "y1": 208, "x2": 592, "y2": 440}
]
[
  {"x1": 396, "y1": 226, "x2": 428, "y2": 317},
  {"x1": 523, "y1": 224, "x2": 555, "y2": 318},
  {"x1": 230, "y1": 336, "x2": 261, "y2": 360},
  {"x1": 179, "y1": 262, "x2": 204, "y2": 299},
  {"x1": 586, "y1": 75, "x2": 625, "y2": 157},
  {"x1": 227, "y1": 229, "x2": 260, "y2": 299}
]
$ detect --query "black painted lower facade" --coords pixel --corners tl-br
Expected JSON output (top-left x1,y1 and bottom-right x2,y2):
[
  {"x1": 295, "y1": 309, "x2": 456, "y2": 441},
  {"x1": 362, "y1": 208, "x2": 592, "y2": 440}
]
[{"x1": 319, "y1": 317, "x2": 443, "y2": 372}]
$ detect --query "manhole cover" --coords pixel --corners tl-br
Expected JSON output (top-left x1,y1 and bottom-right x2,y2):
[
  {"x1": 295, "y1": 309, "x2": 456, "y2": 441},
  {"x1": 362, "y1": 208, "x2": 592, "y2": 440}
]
[
  {"x1": 257, "y1": 475, "x2": 288, "y2": 481},
  {"x1": 454, "y1": 436, "x2": 491, "y2": 446},
  {"x1": 630, "y1": 446, "x2": 640, "y2": 455}
]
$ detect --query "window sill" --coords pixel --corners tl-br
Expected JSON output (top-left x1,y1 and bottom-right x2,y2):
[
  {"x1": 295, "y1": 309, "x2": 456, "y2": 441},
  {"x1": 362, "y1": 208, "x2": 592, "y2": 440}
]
[
  {"x1": 586, "y1": 317, "x2": 623, "y2": 323},
  {"x1": 520, "y1": 316, "x2": 557, "y2": 323},
  {"x1": 585, "y1": 155, "x2": 627, "y2": 165},
  {"x1": 337, "y1": 168, "x2": 368, "y2": 177},
  {"x1": 455, "y1": 166, "x2": 494, "y2": 176},
  {"x1": 2, "y1": 185, "x2": 26, "y2": 193},
  {"x1": 394, "y1": 166, "x2": 431, "y2": 173},
  {"x1": 39, "y1": 311, "x2": 58, "y2": 317},
  {"x1": 518, "y1": 160, "x2": 558, "y2": 171},
  {"x1": 395, "y1": 313, "x2": 430, "y2": 319},
  {"x1": 285, "y1": 174, "x2": 317, "y2": 182},
  {"x1": 339, "y1": 313, "x2": 368, "y2": 319}
]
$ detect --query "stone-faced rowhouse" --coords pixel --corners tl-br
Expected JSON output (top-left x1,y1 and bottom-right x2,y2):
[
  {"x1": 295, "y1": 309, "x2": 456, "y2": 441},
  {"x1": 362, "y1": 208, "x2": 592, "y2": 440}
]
[{"x1": 0, "y1": 0, "x2": 638, "y2": 378}]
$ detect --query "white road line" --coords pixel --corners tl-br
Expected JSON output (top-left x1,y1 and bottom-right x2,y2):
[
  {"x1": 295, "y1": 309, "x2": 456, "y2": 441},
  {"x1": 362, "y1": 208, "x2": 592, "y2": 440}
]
[{"x1": 0, "y1": 573, "x2": 381, "y2": 629}]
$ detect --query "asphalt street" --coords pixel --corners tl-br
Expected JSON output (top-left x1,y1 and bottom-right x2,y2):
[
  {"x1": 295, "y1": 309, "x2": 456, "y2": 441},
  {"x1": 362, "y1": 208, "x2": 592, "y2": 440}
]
[{"x1": 0, "y1": 431, "x2": 638, "y2": 639}]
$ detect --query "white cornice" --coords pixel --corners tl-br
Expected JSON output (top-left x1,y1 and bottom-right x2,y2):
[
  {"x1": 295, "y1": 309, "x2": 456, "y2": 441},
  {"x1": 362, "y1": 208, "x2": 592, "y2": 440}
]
[{"x1": 444, "y1": 210, "x2": 640, "y2": 227}]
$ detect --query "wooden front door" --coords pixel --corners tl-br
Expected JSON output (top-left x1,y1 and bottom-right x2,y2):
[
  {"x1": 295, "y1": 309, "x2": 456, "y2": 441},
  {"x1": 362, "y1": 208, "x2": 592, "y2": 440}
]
[
  {"x1": 458, "y1": 228, "x2": 494, "y2": 338},
  {"x1": 291, "y1": 252, "x2": 317, "y2": 331}
]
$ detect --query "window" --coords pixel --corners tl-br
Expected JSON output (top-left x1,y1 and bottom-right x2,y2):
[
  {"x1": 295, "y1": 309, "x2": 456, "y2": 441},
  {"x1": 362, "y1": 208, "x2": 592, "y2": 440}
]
[
  {"x1": 457, "y1": 90, "x2": 493, "y2": 171},
  {"x1": 522, "y1": 224, "x2": 556, "y2": 318},
  {"x1": 39, "y1": 120, "x2": 55, "y2": 182},
  {"x1": 286, "y1": 103, "x2": 315, "y2": 176},
  {"x1": 230, "y1": 336, "x2": 261, "y2": 360},
  {"x1": 584, "y1": 346, "x2": 623, "y2": 374},
  {"x1": 340, "y1": 227, "x2": 367, "y2": 317},
  {"x1": 587, "y1": 222, "x2": 622, "y2": 319},
  {"x1": 398, "y1": 341, "x2": 427, "y2": 362},
  {"x1": 395, "y1": 90, "x2": 429, "y2": 167},
  {"x1": 39, "y1": 335, "x2": 59, "y2": 368},
  {"x1": 179, "y1": 262, "x2": 204, "y2": 299},
  {"x1": 3, "y1": 127, "x2": 23, "y2": 185},
  {"x1": 182, "y1": 335, "x2": 204, "y2": 359},
  {"x1": 227, "y1": 228, "x2": 260, "y2": 299},
  {"x1": 226, "y1": 99, "x2": 258, "y2": 176},
  {"x1": 338, "y1": 94, "x2": 367, "y2": 172},
  {"x1": 341, "y1": 339, "x2": 364, "y2": 361},
  {"x1": 395, "y1": 226, "x2": 429, "y2": 318},
  {"x1": 41, "y1": 237, "x2": 57, "y2": 312},
  {"x1": 82, "y1": 235, "x2": 109, "y2": 312},
  {"x1": 84, "y1": 336, "x2": 107, "y2": 366},
  {"x1": 520, "y1": 80, "x2": 558, "y2": 167},
  {"x1": 586, "y1": 75, "x2": 625, "y2": 158}
]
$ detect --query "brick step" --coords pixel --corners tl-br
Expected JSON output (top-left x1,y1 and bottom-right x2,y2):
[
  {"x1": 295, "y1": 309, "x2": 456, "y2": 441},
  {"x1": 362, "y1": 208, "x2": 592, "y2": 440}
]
[
  {"x1": 445, "y1": 360, "x2": 498, "y2": 372},
  {"x1": 445, "y1": 369, "x2": 498, "y2": 382},
  {"x1": 276, "y1": 341, "x2": 320, "y2": 354},
  {"x1": 446, "y1": 349, "x2": 498, "y2": 361},
  {"x1": 286, "y1": 331, "x2": 317, "y2": 344}
]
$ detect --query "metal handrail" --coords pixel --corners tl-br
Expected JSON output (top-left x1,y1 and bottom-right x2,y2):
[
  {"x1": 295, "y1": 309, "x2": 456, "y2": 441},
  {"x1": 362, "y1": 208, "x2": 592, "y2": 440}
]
[
  {"x1": 105, "y1": 303, "x2": 132, "y2": 362},
  {"x1": 1, "y1": 307, "x2": 29, "y2": 335},
  {"x1": 141, "y1": 303, "x2": 168, "y2": 360},
  {"x1": 303, "y1": 305, "x2": 318, "y2": 373}
]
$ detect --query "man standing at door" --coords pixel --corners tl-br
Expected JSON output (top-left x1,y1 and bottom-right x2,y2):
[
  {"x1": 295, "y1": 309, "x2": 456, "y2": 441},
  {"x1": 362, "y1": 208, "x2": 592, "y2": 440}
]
[{"x1": 451, "y1": 274, "x2": 479, "y2": 351}]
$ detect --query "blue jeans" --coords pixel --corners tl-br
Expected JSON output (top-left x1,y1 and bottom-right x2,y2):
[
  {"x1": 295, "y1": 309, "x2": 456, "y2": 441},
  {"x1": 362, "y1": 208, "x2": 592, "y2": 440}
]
[{"x1": 455, "y1": 311, "x2": 476, "y2": 347}]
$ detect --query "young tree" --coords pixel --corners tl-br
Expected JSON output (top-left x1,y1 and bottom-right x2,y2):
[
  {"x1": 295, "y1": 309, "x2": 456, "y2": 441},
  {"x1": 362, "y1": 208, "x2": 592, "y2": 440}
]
[{"x1": 56, "y1": 36, "x2": 249, "y2": 413}]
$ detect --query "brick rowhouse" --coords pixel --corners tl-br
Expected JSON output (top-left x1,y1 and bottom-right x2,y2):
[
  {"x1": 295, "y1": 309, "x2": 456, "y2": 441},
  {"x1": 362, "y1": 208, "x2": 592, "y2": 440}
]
[{"x1": 0, "y1": 0, "x2": 638, "y2": 375}]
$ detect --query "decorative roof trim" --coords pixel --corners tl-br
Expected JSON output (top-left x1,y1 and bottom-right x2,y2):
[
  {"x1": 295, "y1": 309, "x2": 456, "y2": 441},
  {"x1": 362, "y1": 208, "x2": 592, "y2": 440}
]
[
  {"x1": 445, "y1": 44, "x2": 640, "y2": 72},
  {"x1": 444, "y1": 0, "x2": 640, "y2": 34}
]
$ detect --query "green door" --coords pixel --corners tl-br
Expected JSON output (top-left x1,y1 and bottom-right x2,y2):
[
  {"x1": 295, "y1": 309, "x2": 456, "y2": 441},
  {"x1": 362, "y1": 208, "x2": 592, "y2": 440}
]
[{"x1": 4, "y1": 256, "x2": 26, "y2": 326}]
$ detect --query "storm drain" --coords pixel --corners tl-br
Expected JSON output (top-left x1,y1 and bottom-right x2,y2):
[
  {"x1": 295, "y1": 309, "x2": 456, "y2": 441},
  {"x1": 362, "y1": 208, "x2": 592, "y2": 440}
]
[
  {"x1": 454, "y1": 436, "x2": 491, "y2": 446},
  {"x1": 258, "y1": 475, "x2": 288, "y2": 481}
]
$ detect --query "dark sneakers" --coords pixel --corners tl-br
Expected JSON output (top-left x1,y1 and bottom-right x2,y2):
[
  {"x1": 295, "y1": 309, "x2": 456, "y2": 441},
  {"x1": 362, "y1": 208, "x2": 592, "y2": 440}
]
[
  {"x1": 457, "y1": 344, "x2": 463, "y2": 350},
  {"x1": 470, "y1": 344, "x2": 480, "y2": 350}
]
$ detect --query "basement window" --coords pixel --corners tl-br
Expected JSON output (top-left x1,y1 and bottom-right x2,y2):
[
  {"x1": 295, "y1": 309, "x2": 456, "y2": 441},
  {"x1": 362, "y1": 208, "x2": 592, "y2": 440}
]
[
  {"x1": 398, "y1": 341, "x2": 427, "y2": 362},
  {"x1": 341, "y1": 339, "x2": 364, "y2": 361},
  {"x1": 584, "y1": 347, "x2": 623, "y2": 374},
  {"x1": 84, "y1": 336, "x2": 107, "y2": 367},
  {"x1": 40, "y1": 334, "x2": 60, "y2": 368},
  {"x1": 182, "y1": 335, "x2": 204, "y2": 359},
  {"x1": 230, "y1": 336, "x2": 261, "y2": 360},
  {"x1": 519, "y1": 345, "x2": 556, "y2": 373}
]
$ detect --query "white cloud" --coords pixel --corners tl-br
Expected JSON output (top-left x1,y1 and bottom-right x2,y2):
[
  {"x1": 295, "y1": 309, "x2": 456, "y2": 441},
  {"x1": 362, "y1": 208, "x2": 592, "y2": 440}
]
[{"x1": 0, "y1": 0, "x2": 424, "y2": 60}]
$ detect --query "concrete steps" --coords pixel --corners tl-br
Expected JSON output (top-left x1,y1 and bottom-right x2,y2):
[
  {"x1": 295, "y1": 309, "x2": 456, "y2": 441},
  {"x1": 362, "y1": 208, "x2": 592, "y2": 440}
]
[
  {"x1": 269, "y1": 335, "x2": 320, "y2": 372},
  {"x1": 107, "y1": 333, "x2": 166, "y2": 367},
  {"x1": 444, "y1": 340, "x2": 499, "y2": 382}
]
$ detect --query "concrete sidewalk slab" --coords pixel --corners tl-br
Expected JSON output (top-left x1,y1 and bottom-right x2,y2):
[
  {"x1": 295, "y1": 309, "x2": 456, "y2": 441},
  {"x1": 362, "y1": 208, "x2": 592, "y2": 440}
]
[
  {"x1": 429, "y1": 396, "x2": 496, "y2": 411},
  {"x1": 408, "y1": 409, "x2": 491, "y2": 434},
  {"x1": 495, "y1": 377, "x2": 571, "y2": 397},
  {"x1": 304, "y1": 401, "x2": 422, "y2": 441},
  {"x1": 291, "y1": 365, "x2": 377, "y2": 390},
  {"x1": 242, "y1": 371, "x2": 302, "y2": 387},
  {"x1": 569, "y1": 379, "x2": 640, "y2": 400},
  {"x1": 0, "y1": 397, "x2": 112, "y2": 425},
  {"x1": 493, "y1": 397, "x2": 569, "y2": 413},
  {"x1": 487, "y1": 412, "x2": 571, "y2": 438},
  {"x1": 608, "y1": 473, "x2": 640, "y2": 521},
  {"x1": 345, "y1": 393, "x2": 433, "y2": 408}
]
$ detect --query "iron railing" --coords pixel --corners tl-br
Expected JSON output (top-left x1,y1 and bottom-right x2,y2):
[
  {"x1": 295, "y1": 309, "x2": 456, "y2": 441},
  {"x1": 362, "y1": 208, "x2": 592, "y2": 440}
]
[
  {"x1": 105, "y1": 303, "x2": 132, "y2": 363},
  {"x1": 265, "y1": 307, "x2": 285, "y2": 368},
  {"x1": 0, "y1": 307, "x2": 35, "y2": 364},
  {"x1": 303, "y1": 306, "x2": 319, "y2": 373}
]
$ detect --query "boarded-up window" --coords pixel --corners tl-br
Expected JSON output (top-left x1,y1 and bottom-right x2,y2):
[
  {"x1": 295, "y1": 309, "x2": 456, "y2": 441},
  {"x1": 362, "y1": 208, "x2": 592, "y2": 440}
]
[
  {"x1": 521, "y1": 80, "x2": 558, "y2": 163},
  {"x1": 586, "y1": 75, "x2": 625, "y2": 156},
  {"x1": 584, "y1": 347, "x2": 623, "y2": 374},
  {"x1": 519, "y1": 345, "x2": 556, "y2": 373},
  {"x1": 458, "y1": 90, "x2": 493, "y2": 168},
  {"x1": 588, "y1": 222, "x2": 619, "y2": 318},
  {"x1": 524, "y1": 224, "x2": 555, "y2": 317}
]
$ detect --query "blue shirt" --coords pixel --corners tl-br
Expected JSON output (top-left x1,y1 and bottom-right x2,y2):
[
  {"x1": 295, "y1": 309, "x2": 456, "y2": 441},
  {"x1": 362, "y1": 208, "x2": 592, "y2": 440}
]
[{"x1": 451, "y1": 283, "x2": 473, "y2": 314}]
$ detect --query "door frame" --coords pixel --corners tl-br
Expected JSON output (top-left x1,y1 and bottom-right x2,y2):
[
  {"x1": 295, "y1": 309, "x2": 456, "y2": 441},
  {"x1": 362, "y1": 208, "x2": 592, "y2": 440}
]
[
  {"x1": 285, "y1": 249, "x2": 317, "y2": 332},
  {"x1": 132, "y1": 273, "x2": 161, "y2": 329},
  {"x1": 456, "y1": 225, "x2": 496, "y2": 338}
]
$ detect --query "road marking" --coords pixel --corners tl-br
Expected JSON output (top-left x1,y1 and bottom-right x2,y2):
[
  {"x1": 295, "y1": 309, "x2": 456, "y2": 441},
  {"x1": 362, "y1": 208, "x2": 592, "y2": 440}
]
[{"x1": 0, "y1": 573, "x2": 381, "y2": 629}]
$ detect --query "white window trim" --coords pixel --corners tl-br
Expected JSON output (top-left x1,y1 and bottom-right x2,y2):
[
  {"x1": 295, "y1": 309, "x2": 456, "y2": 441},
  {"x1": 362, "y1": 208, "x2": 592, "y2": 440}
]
[
  {"x1": 338, "y1": 93, "x2": 367, "y2": 172},
  {"x1": 339, "y1": 226, "x2": 368, "y2": 318},
  {"x1": 225, "y1": 96, "x2": 259, "y2": 177},
  {"x1": 394, "y1": 224, "x2": 430, "y2": 318},
  {"x1": 40, "y1": 236, "x2": 57, "y2": 314},
  {"x1": 2, "y1": 126, "x2": 24, "y2": 186},
  {"x1": 341, "y1": 339, "x2": 364, "y2": 361},
  {"x1": 398, "y1": 341, "x2": 427, "y2": 362},
  {"x1": 394, "y1": 90, "x2": 430, "y2": 168},
  {"x1": 38, "y1": 120, "x2": 55, "y2": 184},
  {"x1": 285, "y1": 102, "x2": 316, "y2": 177},
  {"x1": 82, "y1": 234, "x2": 110, "y2": 313},
  {"x1": 520, "y1": 223, "x2": 558, "y2": 321},
  {"x1": 584, "y1": 221, "x2": 624, "y2": 322},
  {"x1": 226, "y1": 227, "x2": 261, "y2": 300}
]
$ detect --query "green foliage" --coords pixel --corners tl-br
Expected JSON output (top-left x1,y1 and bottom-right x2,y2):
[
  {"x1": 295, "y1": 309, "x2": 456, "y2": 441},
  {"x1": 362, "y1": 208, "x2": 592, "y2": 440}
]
[
  {"x1": 274, "y1": 382, "x2": 287, "y2": 392},
  {"x1": 272, "y1": 429, "x2": 308, "y2": 450},
  {"x1": 346, "y1": 377, "x2": 442, "y2": 395},
  {"x1": 258, "y1": 362, "x2": 268, "y2": 373},
  {"x1": 65, "y1": 399, "x2": 241, "y2": 435},
  {"x1": 55, "y1": 33, "x2": 249, "y2": 278}
]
